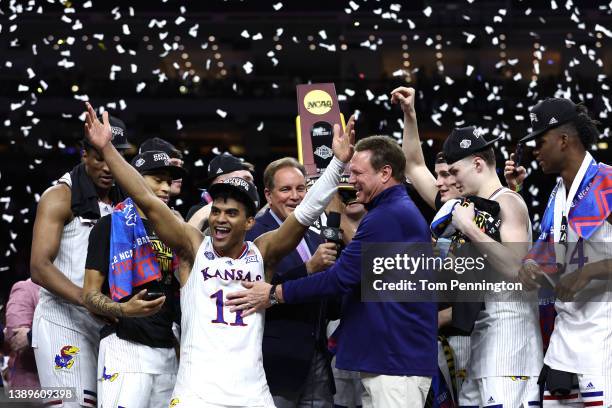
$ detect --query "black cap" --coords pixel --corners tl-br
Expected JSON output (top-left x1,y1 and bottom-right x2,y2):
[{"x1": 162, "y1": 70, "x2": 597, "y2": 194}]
[
  {"x1": 205, "y1": 153, "x2": 249, "y2": 185},
  {"x1": 139, "y1": 137, "x2": 182, "y2": 159},
  {"x1": 208, "y1": 177, "x2": 260, "y2": 215},
  {"x1": 108, "y1": 116, "x2": 131, "y2": 149},
  {"x1": 520, "y1": 98, "x2": 578, "y2": 143},
  {"x1": 442, "y1": 126, "x2": 500, "y2": 165},
  {"x1": 83, "y1": 115, "x2": 130, "y2": 150},
  {"x1": 131, "y1": 151, "x2": 187, "y2": 179}
]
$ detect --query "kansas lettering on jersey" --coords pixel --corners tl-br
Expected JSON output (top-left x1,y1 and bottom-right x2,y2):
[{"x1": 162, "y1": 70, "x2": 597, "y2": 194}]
[{"x1": 173, "y1": 236, "x2": 273, "y2": 406}]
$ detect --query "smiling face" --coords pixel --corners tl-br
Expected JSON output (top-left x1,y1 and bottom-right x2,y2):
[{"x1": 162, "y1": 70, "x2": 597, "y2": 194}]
[
  {"x1": 265, "y1": 166, "x2": 306, "y2": 221},
  {"x1": 142, "y1": 171, "x2": 173, "y2": 205},
  {"x1": 434, "y1": 162, "x2": 461, "y2": 203},
  {"x1": 348, "y1": 150, "x2": 389, "y2": 205},
  {"x1": 208, "y1": 197, "x2": 254, "y2": 256},
  {"x1": 82, "y1": 147, "x2": 115, "y2": 192}
]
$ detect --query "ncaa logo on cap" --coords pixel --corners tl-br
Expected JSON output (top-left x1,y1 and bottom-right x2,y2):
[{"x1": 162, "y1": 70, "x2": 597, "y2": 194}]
[
  {"x1": 134, "y1": 158, "x2": 145, "y2": 167},
  {"x1": 460, "y1": 139, "x2": 472, "y2": 149},
  {"x1": 529, "y1": 112, "x2": 538, "y2": 124}
]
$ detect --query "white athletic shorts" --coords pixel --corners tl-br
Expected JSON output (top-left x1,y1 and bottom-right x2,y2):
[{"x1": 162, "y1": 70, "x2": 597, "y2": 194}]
[
  {"x1": 98, "y1": 371, "x2": 176, "y2": 408},
  {"x1": 459, "y1": 376, "x2": 540, "y2": 407},
  {"x1": 32, "y1": 317, "x2": 98, "y2": 407},
  {"x1": 543, "y1": 373, "x2": 612, "y2": 407}
]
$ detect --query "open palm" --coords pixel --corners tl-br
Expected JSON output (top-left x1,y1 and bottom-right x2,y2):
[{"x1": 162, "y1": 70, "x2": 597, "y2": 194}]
[
  {"x1": 83, "y1": 102, "x2": 113, "y2": 151},
  {"x1": 332, "y1": 114, "x2": 356, "y2": 163}
]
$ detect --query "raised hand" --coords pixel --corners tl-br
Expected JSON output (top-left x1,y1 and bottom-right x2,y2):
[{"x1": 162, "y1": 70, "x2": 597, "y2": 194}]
[
  {"x1": 332, "y1": 114, "x2": 356, "y2": 163},
  {"x1": 504, "y1": 153, "x2": 527, "y2": 191},
  {"x1": 390, "y1": 86, "x2": 416, "y2": 118},
  {"x1": 83, "y1": 102, "x2": 113, "y2": 151}
]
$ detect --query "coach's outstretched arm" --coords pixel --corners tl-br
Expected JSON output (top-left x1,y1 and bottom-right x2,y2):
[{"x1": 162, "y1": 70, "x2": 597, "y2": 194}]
[
  {"x1": 255, "y1": 115, "x2": 355, "y2": 280},
  {"x1": 391, "y1": 86, "x2": 438, "y2": 209},
  {"x1": 83, "y1": 103, "x2": 201, "y2": 264}
]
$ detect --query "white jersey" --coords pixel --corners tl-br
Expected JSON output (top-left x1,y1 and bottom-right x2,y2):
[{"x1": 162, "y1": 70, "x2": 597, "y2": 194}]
[
  {"x1": 544, "y1": 218, "x2": 612, "y2": 375},
  {"x1": 469, "y1": 187, "x2": 543, "y2": 379},
  {"x1": 33, "y1": 172, "x2": 111, "y2": 341},
  {"x1": 173, "y1": 236, "x2": 273, "y2": 406}
]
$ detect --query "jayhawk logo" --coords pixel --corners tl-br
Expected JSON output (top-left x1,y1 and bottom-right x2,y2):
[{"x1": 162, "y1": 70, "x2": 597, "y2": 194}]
[
  {"x1": 169, "y1": 398, "x2": 180, "y2": 407},
  {"x1": 54, "y1": 345, "x2": 79, "y2": 370},
  {"x1": 102, "y1": 366, "x2": 119, "y2": 382}
]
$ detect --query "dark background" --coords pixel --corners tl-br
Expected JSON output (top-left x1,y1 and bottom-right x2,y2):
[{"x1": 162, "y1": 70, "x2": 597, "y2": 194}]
[{"x1": 1, "y1": 0, "x2": 611, "y2": 302}]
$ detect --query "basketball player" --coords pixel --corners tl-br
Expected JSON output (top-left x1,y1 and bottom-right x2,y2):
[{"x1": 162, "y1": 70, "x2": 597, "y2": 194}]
[
  {"x1": 82, "y1": 102, "x2": 355, "y2": 407},
  {"x1": 30, "y1": 116, "x2": 130, "y2": 407},
  {"x1": 439, "y1": 127, "x2": 543, "y2": 407},
  {"x1": 517, "y1": 98, "x2": 612, "y2": 407}
]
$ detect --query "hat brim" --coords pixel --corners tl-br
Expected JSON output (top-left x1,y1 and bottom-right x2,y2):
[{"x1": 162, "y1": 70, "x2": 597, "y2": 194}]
[
  {"x1": 113, "y1": 142, "x2": 132, "y2": 150},
  {"x1": 519, "y1": 128, "x2": 546, "y2": 144},
  {"x1": 208, "y1": 183, "x2": 257, "y2": 215},
  {"x1": 445, "y1": 135, "x2": 502, "y2": 165}
]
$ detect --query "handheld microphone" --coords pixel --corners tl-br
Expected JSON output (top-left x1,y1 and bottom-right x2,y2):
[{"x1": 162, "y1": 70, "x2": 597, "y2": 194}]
[{"x1": 321, "y1": 212, "x2": 344, "y2": 248}]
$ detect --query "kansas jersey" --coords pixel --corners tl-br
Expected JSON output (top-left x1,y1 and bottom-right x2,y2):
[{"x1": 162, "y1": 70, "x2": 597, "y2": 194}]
[
  {"x1": 469, "y1": 188, "x2": 543, "y2": 379},
  {"x1": 34, "y1": 172, "x2": 109, "y2": 339},
  {"x1": 544, "y1": 218, "x2": 612, "y2": 375},
  {"x1": 173, "y1": 236, "x2": 274, "y2": 407}
]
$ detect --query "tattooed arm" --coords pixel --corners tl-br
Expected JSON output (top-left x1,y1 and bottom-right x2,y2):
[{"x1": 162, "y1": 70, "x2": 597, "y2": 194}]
[{"x1": 83, "y1": 268, "x2": 166, "y2": 318}]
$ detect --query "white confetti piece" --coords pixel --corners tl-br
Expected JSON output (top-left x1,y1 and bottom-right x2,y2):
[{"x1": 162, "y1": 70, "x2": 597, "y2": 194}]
[
  {"x1": 273, "y1": 2, "x2": 283, "y2": 11},
  {"x1": 189, "y1": 24, "x2": 199, "y2": 38},
  {"x1": 252, "y1": 33, "x2": 263, "y2": 41},
  {"x1": 216, "y1": 109, "x2": 227, "y2": 118},
  {"x1": 27, "y1": 68, "x2": 35, "y2": 79},
  {"x1": 194, "y1": 159, "x2": 204, "y2": 167},
  {"x1": 83, "y1": 1, "x2": 92, "y2": 8},
  {"x1": 175, "y1": 16, "x2": 185, "y2": 25},
  {"x1": 423, "y1": 6, "x2": 432, "y2": 17},
  {"x1": 463, "y1": 32, "x2": 475, "y2": 44},
  {"x1": 257, "y1": 122, "x2": 264, "y2": 131},
  {"x1": 319, "y1": 30, "x2": 327, "y2": 40},
  {"x1": 241, "y1": 30, "x2": 250, "y2": 39},
  {"x1": 243, "y1": 61, "x2": 254, "y2": 74},
  {"x1": 595, "y1": 24, "x2": 612, "y2": 38},
  {"x1": 366, "y1": 90, "x2": 375, "y2": 101},
  {"x1": 466, "y1": 65, "x2": 474, "y2": 76},
  {"x1": 431, "y1": 113, "x2": 442, "y2": 126},
  {"x1": 2, "y1": 214, "x2": 13, "y2": 223},
  {"x1": 176, "y1": 119, "x2": 183, "y2": 130},
  {"x1": 122, "y1": 24, "x2": 130, "y2": 35}
]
